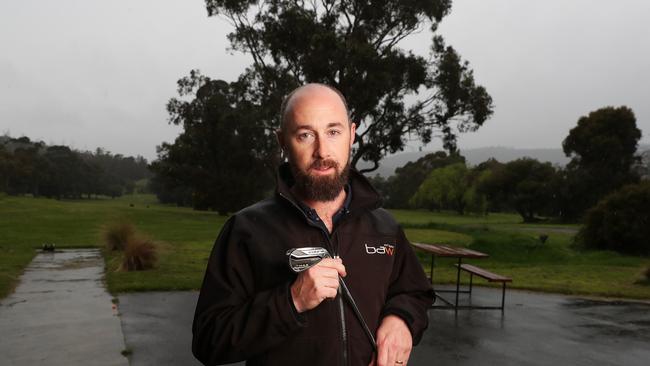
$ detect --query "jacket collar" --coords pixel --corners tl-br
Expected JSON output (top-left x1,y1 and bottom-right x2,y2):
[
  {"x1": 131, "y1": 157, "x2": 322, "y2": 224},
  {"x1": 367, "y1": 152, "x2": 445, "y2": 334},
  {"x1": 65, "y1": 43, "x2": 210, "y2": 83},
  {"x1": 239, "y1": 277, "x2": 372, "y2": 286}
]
[{"x1": 275, "y1": 162, "x2": 382, "y2": 214}]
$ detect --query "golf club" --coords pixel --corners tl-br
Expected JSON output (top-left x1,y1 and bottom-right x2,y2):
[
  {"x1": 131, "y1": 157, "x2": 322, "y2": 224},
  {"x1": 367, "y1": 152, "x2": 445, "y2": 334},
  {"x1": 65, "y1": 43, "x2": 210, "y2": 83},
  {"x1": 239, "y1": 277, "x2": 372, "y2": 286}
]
[{"x1": 286, "y1": 247, "x2": 378, "y2": 352}]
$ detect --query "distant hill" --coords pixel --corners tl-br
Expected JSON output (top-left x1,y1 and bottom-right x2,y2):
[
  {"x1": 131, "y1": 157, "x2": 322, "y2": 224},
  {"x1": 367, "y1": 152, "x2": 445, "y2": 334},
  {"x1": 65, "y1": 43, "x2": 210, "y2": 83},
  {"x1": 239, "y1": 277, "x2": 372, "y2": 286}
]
[{"x1": 363, "y1": 144, "x2": 650, "y2": 177}]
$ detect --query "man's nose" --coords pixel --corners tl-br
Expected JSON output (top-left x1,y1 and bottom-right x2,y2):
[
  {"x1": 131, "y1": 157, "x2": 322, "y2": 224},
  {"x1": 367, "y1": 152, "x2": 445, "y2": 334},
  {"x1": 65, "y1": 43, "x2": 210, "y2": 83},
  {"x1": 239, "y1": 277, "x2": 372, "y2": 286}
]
[{"x1": 313, "y1": 135, "x2": 330, "y2": 158}]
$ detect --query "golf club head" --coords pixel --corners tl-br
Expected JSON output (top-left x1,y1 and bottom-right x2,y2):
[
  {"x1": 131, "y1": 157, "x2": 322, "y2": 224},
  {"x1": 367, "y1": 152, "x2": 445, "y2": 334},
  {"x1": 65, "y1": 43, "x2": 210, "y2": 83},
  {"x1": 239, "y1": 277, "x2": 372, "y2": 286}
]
[{"x1": 286, "y1": 247, "x2": 331, "y2": 273}]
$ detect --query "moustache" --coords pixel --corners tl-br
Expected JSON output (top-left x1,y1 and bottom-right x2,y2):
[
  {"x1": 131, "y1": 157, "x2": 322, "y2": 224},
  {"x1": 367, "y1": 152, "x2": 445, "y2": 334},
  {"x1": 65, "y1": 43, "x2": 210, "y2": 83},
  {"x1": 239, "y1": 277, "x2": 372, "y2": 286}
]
[{"x1": 311, "y1": 159, "x2": 339, "y2": 170}]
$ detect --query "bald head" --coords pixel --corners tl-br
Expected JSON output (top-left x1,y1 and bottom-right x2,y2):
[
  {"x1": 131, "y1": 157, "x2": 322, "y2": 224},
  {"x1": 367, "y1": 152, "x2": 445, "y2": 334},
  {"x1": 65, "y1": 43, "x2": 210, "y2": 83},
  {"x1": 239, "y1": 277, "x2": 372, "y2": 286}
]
[
  {"x1": 275, "y1": 83, "x2": 356, "y2": 202},
  {"x1": 279, "y1": 83, "x2": 351, "y2": 131}
]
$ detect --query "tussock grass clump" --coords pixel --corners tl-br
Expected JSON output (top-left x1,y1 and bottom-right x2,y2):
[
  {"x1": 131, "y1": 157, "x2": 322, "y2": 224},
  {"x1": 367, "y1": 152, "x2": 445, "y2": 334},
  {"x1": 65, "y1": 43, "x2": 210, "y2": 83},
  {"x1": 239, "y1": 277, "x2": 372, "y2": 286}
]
[
  {"x1": 101, "y1": 220, "x2": 159, "y2": 271},
  {"x1": 120, "y1": 235, "x2": 158, "y2": 271},
  {"x1": 102, "y1": 221, "x2": 136, "y2": 251},
  {"x1": 635, "y1": 266, "x2": 650, "y2": 286}
]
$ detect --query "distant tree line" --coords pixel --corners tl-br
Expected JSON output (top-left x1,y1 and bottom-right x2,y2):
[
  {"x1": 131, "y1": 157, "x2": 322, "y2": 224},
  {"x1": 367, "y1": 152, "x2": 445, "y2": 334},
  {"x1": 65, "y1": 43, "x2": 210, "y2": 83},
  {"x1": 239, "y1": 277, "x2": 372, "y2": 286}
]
[
  {"x1": 0, "y1": 135, "x2": 151, "y2": 199},
  {"x1": 373, "y1": 106, "x2": 645, "y2": 223}
]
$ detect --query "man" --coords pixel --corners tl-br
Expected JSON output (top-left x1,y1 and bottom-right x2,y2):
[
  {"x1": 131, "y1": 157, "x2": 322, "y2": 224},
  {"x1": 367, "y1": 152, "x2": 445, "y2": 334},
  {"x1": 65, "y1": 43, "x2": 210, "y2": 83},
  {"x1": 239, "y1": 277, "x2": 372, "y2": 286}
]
[{"x1": 192, "y1": 84, "x2": 433, "y2": 366}]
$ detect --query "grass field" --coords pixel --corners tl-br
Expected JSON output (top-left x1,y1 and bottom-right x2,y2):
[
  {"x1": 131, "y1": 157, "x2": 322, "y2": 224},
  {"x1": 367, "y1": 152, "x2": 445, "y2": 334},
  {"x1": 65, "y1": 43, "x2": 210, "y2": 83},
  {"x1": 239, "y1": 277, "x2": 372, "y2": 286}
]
[
  {"x1": 0, "y1": 193, "x2": 226, "y2": 298},
  {"x1": 1, "y1": 194, "x2": 649, "y2": 300}
]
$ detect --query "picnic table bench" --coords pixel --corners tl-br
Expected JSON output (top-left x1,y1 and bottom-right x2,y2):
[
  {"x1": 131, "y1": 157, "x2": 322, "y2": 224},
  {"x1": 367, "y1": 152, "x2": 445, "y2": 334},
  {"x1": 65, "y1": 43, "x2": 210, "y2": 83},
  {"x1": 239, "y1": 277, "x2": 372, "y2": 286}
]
[
  {"x1": 412, "y1": 242, "x2": 512, "y2": 311},
  {"x1": 455, "y1": 263, "x2": 512, "y2": 310}
]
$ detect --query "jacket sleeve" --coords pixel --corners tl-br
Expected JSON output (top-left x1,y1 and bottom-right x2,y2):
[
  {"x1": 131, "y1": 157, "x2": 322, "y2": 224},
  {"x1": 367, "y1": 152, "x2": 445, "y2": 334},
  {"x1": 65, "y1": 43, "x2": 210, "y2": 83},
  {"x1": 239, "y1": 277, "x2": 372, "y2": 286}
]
[
  {"x1": 192, "y1": 216, "x2": 306, "y2": 365},
  {"x1": 380, "y1": 226, "x2": 434, "y2": 345}
]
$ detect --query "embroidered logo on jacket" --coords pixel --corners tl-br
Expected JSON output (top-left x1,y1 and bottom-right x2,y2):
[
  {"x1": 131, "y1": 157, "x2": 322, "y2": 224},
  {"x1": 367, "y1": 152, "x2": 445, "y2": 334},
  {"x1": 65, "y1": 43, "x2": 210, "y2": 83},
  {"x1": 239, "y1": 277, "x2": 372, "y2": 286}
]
[{"x1": 365, "y1": 243, "x2": 395, "y2": 256}]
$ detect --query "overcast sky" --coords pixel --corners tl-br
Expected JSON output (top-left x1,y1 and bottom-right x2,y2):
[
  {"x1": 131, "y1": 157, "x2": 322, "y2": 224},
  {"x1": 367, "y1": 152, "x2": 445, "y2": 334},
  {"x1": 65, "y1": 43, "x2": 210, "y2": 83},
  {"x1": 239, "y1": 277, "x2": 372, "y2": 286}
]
[{"x1": 1, "y1": 0, "x2": 649, "y2": 161}]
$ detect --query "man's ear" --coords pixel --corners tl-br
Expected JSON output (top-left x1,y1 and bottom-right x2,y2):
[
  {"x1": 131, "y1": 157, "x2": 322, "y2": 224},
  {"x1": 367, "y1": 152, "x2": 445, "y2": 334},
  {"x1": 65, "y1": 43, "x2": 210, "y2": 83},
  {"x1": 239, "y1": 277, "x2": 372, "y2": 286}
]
[
  {"x1": 349, "y1": 121, "x2": 357, "y2": 147},
  {"x1": 275, "y1": 129, "x2": 285, "y2": 151}
]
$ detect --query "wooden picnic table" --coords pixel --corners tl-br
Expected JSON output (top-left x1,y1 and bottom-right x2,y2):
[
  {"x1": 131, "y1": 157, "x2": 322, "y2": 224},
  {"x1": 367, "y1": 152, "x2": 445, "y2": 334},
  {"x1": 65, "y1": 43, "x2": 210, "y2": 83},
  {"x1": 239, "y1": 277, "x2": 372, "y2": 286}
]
[{"x1": 412, "y1": 242, "x2": 489, "y2": 310}]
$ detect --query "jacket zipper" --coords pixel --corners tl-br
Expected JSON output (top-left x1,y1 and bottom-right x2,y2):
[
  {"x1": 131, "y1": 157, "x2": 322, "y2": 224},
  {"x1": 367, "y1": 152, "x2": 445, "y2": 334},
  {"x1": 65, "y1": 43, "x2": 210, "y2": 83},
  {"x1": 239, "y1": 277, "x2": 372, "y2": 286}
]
[
  {"x1": 338, "y1": 292, "x2": 348, "y2": 365},
  {"x1": 324, "y1": 232, "x2": 348, "y2": 366},
  {"x1": 278, "y1": 192, "x2": 349, "y2": 366}
]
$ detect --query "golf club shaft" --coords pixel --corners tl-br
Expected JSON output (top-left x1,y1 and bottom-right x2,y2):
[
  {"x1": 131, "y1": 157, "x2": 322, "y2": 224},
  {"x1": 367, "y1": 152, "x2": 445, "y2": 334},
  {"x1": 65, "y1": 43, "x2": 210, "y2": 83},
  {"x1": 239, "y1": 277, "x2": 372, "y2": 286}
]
[
  {"x1": 339, "y1": 276, "x2": 378, "y2": 352},
  {"x1": 287, "y1": 248, "x2": 378, "y2": 352}
]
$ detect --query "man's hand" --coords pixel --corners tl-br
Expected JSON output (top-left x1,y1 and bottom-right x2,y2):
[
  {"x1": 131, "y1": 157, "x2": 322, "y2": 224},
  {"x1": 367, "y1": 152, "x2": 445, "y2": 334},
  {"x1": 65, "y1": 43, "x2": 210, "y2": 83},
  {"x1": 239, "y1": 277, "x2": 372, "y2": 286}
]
[
  {"x1": 290, "y1": 258, "x2": 346, "y2": 313},
  {"x1": 368, "y1": 315, "x2": 412, "y2": 366}
]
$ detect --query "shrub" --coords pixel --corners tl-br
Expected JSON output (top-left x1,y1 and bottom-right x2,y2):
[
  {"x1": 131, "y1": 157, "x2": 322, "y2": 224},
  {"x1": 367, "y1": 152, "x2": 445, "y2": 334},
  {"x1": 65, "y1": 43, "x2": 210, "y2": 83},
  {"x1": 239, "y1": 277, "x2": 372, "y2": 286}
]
[
  {"x1": 102, "y1": 221, "x2": 136, "y2": 251},
  {"x1": 119, "y1": 235, "x2": 158, "y2": 271},
  {"x1": 577, "y1": 181, "x2": 650, "y2": 255}
]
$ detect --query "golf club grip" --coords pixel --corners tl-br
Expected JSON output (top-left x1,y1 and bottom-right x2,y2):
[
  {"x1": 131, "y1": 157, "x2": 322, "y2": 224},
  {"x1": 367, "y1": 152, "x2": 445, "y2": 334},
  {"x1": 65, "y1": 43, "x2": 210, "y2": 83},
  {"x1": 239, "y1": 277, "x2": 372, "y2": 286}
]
[{"x1": 339, "y1": 277, "x2": 378, "y2": 352}]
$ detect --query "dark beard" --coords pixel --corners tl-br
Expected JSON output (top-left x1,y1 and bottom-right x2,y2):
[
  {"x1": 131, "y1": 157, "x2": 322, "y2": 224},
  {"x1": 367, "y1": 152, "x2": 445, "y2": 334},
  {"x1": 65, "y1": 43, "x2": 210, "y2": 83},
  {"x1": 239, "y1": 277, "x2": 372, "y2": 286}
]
[{"x1": 290, "y1": 159, "x2": 350, "y2": 202}]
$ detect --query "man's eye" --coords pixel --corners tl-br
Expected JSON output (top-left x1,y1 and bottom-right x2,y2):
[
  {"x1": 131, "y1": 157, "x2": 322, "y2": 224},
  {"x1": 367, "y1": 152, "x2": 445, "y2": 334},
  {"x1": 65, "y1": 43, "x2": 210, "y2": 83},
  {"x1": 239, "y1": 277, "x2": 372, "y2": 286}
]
[
  {"x1": 297, "y1": 132, "x2": 313, "y2": 141},
  {"x1": 328, "y1": 130, "x2": 341, "y2": 136}
]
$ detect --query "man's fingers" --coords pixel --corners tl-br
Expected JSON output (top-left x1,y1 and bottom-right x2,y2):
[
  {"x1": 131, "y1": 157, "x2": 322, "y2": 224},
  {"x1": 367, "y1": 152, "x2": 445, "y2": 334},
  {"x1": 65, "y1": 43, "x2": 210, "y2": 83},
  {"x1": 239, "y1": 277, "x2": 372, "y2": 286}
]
[
  {"x1": 311, "y1": 271, "x2": 340, "y2": 301},
  {"x1": 387, "y1": 346, "x2": 397, "y2": 366},
  {"x1": 315, "y1": 276, "x2": 340, "y2": 290},
  {"x1": 385, "y1": 346, "x2": 397, "y2": 366},
  {"x1": 309, "y1": 267, "x2": 342, "y2": 283},
  {"x1": 291, "y1": 257, "x2": 349, "y2": 312},
  {"x1": 316, "y1": 258, "x2": 347, "y2": 277},
  {"x1": 379, "y1": 340, "x2": 411, "y2": 366},
  {"x1": 378, "y1": 344, "x2": 409, "y2": 366},
  {"x1": 375, "y1": 316, "x2": 413, "y2": 366},
  {"x1": 316, "y1": 286, "x2": 338, "y2": 301},
  {"x1": 377, "y1": 342, "x2": 389, "y2": 366},
  {"x1": 333, "y1": 257, "x2": 347, "y2": 277},
  {"x1": 320, "y1": 287, "x2": 336, "y2": 300}
]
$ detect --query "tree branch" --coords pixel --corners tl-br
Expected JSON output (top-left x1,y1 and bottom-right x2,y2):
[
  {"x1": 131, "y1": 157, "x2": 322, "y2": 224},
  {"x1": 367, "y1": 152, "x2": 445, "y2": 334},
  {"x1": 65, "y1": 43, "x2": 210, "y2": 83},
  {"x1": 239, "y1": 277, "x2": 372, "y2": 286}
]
[
  {"x1": 358, "y1": 159, "x2": 379, "y2": 174},
  {"x1": 230, "y1": 11, "x2": 267, "y2": 71}
]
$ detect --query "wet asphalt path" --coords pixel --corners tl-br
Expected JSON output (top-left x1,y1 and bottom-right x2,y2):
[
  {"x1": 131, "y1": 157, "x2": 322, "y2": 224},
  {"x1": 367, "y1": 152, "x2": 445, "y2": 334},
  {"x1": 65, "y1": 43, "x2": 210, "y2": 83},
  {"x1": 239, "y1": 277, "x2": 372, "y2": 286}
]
[
  {"x1": 117, "y1": 292, "x2": 243, "y2": 366},
  {"x1": 0, "y1": 249, "x2": 127, "y2": 366},
  {"x1": 3, "y1": 251, "x2": 649, "y2": 365},
  {"x1": 411, "y1": 287, "x2": 650, "y2": 365},
  {"x1": 118, "y1": 287, "x2": 650, "y2": 366}
]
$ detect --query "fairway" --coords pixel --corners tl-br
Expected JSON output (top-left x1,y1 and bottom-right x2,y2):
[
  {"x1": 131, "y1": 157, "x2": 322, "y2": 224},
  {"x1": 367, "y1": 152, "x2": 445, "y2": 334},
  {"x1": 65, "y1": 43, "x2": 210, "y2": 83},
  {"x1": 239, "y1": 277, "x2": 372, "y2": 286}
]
[
  {"x1": 1, "y1": 194, "x2": 649, "y2": 300},
  {"x1": 0, "y1": 194, "x2": 227, "y2": 298}
]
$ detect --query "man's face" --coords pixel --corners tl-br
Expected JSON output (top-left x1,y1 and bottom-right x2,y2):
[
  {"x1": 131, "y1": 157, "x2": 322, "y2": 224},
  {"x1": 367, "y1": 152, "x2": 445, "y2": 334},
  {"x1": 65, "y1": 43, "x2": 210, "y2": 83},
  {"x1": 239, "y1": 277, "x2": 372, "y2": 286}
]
[{"x1": 279, "y1": 86, "x2": 356, "y2": 202}]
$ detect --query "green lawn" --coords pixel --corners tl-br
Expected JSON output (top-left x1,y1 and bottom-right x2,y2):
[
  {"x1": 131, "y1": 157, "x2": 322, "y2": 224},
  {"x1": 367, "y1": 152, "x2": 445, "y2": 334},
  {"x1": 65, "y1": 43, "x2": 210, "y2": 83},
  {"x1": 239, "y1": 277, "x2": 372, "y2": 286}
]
[
  {"x1": 399, "y1": 211, "x2": 650, "y2": 299},
  {"x1": 1, "y1": 195, "x2": 649, "y2": 300},
  {"x1": 0, "y1": 194, "x2": 226, "y2": 298}
]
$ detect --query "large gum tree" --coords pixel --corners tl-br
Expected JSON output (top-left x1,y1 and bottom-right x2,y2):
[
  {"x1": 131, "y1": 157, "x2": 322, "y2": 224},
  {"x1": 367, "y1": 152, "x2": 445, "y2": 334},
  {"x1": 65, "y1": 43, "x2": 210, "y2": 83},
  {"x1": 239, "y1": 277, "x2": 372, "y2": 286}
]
[{"x1": 204, "y1": 0, "x2": 493, "y2": 173}]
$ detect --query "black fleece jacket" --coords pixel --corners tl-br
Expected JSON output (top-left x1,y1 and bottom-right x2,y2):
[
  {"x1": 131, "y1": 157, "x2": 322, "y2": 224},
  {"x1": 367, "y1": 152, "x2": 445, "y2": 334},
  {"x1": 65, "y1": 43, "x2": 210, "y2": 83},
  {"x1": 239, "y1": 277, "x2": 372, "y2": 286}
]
[{"x1": 192, "y1": 164, "x2": 434, "y2": 365}]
